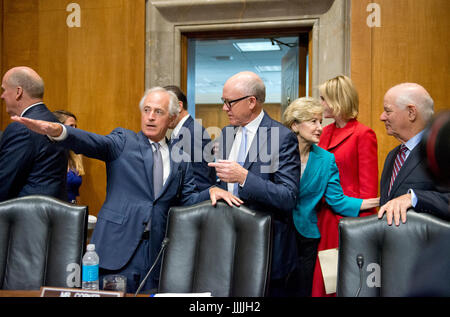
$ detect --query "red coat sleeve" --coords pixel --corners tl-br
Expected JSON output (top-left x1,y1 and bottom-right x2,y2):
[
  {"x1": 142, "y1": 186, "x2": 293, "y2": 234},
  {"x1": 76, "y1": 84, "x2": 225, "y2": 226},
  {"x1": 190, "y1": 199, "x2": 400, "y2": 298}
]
[{"x1": 356, "y1": 126, "x2": 379, "y2": 198}]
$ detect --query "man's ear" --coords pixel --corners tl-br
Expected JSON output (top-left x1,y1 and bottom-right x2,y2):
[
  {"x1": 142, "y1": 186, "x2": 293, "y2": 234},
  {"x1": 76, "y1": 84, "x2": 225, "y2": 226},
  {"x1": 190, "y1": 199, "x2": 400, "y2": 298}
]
[
  {"x1": 15, "y1": 86, "x2": 23, "y2": 101},
  {"x1": 407, "y1": 104, "x2": 417, "y2": 121},
  {"x1": 248, "y1": 96, "x2": 258, "y2": 111},
  {"x1": 169, "y1": 114, "x2": 177, "y2": 126}
]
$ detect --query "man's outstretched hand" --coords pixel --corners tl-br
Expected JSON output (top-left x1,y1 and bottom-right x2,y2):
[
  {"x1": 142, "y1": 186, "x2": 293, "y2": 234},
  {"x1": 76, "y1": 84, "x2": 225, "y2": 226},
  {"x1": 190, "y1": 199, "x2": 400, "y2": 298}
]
[{"x1": 11, "y1": 116, "x2": 63, "y2": 137}]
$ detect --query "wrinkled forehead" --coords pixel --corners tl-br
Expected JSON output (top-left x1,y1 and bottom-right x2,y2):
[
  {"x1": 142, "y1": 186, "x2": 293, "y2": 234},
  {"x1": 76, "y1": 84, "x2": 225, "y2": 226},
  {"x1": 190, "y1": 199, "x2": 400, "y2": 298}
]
[{"x1": 142, "y1": 91, "x2": 170, "y2": 110}]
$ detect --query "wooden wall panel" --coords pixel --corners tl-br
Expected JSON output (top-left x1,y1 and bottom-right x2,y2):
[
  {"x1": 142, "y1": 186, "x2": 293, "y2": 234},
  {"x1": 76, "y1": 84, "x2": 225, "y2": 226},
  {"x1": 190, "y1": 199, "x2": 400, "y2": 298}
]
[
  {"x1": 351, "y1": 0, "x2": 450, "y2": 186},
  {"x1": 1, "y1": 0, "x2": 145, "y2": 216}
]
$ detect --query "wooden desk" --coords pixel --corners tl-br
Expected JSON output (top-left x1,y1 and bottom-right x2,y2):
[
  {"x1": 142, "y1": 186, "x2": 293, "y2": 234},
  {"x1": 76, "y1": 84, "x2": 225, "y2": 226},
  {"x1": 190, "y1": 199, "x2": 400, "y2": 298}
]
[{"x1": 0, "y1": 290, "x2": 40, "y2": 297}]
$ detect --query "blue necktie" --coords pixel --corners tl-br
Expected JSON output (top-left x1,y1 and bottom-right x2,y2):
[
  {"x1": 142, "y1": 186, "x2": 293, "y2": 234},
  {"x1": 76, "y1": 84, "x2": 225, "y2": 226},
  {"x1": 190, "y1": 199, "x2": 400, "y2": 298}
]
[{"x1": 234, "y1": 126, "x2": 247, "y2": 196}]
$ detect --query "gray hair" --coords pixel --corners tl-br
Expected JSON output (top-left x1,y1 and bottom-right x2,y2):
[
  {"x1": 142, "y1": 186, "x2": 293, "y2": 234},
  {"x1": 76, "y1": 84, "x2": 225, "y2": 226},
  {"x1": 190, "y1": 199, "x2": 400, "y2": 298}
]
[
  {"x1": 139, "y1": 86, "x2": 179, "y2": 116},
  {"x1": 394, "y1": 83, "x2": 434, "y2": 122},
  {"x1": 7, "y1": 68, "x2": 44, "y2": 99}
]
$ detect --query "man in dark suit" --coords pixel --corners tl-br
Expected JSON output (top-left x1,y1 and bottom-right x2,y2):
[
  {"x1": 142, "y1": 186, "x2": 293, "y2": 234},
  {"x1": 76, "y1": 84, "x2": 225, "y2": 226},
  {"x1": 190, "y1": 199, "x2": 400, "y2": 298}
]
[
  {"x1": 209, "y1": 71, "x2": 300, "y2": 296},
  {"x1": 164, "y1": 85, "x2": 215, "y2": 191},
  {"x1": 378, "y1": 83, "x2": 449, "y2": 225},
  {"x1": 0, "y1": 66, "x2": 67, "y2": 202},
  {"x1": 13, "y1": 87, "x2": 240, "y2": 293}
]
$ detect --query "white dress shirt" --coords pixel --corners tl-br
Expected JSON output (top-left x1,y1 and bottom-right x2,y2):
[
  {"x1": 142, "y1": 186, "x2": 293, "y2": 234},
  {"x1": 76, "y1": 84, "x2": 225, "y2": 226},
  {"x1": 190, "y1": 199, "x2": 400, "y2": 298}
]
[{"x1": 226, "y1": 110, "x2": 265, "y2": 193}]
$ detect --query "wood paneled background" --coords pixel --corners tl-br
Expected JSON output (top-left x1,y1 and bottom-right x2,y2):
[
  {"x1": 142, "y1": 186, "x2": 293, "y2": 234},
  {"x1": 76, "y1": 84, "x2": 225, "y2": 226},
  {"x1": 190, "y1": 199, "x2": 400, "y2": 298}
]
[
  {"x1": 0, "y1": 0, "x2": 145, "y2": 215},
  {"x1": 351, "y1": 0, "x2": 450, "y2": 181},
  {"x1": 1, "y1": 0, "x2": 448, "y2": 215}
]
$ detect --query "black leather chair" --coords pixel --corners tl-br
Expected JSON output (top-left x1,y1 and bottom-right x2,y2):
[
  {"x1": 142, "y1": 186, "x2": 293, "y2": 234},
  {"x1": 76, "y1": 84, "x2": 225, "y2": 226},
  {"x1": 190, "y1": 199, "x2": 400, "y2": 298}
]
[
  {"x1": 337, "y1": 210, "x2": 450, "y2": 297},
  {"x1": 0, "y1": 195, "x2": 88, "y2": 290},
  {"x1": 158, "y1": 201, "x2": 272, "y2": 297}
]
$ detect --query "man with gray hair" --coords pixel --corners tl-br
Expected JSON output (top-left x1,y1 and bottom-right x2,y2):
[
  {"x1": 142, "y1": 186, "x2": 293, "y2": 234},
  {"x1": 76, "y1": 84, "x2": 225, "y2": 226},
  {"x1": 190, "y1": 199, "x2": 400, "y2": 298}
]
[
  {"x1": 378, "y1": 83, "x2": 449, "y2": 225},
  {"x1": 12, "y1": 86, "x2": 240, "y2": 293},
  {"x1": 0, "y1": 66, "x2": 67, "y2": 201}
]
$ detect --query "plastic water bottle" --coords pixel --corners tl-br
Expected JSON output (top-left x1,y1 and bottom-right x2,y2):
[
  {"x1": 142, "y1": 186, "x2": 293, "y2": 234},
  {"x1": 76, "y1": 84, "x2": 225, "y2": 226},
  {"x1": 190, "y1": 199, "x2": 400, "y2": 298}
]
[{"x1": 82, "y1": 244, "x2": 99, "y2": 290}]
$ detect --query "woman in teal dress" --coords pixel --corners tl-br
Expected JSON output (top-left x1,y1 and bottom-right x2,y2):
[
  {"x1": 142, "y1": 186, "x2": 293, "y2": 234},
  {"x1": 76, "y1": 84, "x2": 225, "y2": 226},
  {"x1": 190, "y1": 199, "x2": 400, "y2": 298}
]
[{"x1": 282, "y1": 97, "x2": 379, "y2": 297}]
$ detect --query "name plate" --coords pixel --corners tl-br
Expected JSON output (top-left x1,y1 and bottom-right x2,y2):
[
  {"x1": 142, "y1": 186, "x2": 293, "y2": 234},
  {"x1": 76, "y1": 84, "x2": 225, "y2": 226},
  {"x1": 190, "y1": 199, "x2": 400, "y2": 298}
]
[{"x1": 40, "y1": 287, "x2": 124, "y2": 297}]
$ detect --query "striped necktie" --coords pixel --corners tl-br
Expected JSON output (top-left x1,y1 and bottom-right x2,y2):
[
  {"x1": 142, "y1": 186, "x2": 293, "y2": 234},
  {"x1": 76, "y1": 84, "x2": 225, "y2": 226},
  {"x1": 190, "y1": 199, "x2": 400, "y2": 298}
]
[{"x1": 388, "y1": 144, "x2": 408, "y2": 195}]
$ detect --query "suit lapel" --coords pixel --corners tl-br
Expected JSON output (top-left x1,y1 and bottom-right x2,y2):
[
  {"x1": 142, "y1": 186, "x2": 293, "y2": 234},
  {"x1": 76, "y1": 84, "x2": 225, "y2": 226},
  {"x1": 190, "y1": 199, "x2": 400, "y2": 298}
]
[
  {"x1": 380, "y1": 148, "x2": 397, "y2": 200},
  {"x1": 322, "y1": 119, "x2": 357, "y2": 151},
  {"x1": 300, "y1": 145, "x2": 321, "y2": 191},
  {"x1": 243, "y1": 112, "x2": 270, "y2": 170},
  {"x1": 138, "y1": 132, "x2": 155, "y2": 198},
  {"x1": 388, "y1": 146, "x2": 422, "y2": 199}
]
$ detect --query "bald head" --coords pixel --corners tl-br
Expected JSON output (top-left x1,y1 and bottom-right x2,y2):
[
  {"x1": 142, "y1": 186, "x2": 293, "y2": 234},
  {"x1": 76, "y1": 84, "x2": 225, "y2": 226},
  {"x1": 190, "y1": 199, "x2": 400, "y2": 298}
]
[
  {"x1": 224, "y1": 71, "x2": 266, "y2": 104},
  {"x1": 1, "y1": 66, "x2": 44, "y2": 116},
  {"x1": 222, "y1": 71, "x2": 266, "y2": 126},
  {"x1": 4, "y1": 66, "x2": 45, "y2": 99},
  {"x1": 386, "y1": 83, "x2": 434, "y2": 121},
  {"x1": 381, "y1": 83, "x2": 434, "y2": 142}
]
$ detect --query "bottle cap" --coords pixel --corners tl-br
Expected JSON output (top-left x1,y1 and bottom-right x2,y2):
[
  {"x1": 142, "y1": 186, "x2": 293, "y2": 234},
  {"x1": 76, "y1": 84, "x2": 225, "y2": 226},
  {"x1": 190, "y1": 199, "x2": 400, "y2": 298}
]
[{"x1": 87, "y1": 244, "x2": 95, "y2": 251}]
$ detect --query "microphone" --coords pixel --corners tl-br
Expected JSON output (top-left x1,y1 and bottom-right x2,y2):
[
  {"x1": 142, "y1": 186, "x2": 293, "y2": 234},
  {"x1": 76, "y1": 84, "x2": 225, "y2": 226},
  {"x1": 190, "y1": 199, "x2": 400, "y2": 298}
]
[
  {"x1": 355, "y1": 254, "x2": 364, "y2": 297},
  {"x1": 134, "y1": 237, "x2": 170, "y2": 297}
]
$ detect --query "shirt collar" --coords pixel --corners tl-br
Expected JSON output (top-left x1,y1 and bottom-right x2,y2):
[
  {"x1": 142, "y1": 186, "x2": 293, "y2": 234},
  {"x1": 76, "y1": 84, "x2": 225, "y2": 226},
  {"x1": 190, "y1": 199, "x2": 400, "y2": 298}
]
[
  {"x1": 172, "y1": 114, "x2": 190, "y2": 138},
  {"x1": 404, "y1": 130, "x2": 425, "y2": 151},
  {"x1": 20, "y1": 102, "x2": 43, "y2": 117},
  {"x1": 242, "y1": 110, "x2": 264, "y2": 135},
  {"x1": 148, "y1": 137, "x2": 168, "y2": 148}
]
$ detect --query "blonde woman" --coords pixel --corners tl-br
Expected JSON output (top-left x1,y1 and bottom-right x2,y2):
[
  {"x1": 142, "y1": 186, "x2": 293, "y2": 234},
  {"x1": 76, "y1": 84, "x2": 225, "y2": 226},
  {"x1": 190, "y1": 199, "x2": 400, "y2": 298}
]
[
  {"x1": 283, "y1": 97, "x2": 379, "y2": 296},
  {"x1": 53, "y1": 110, "x2": 85, "y2": 203},
  {"x1": 313, "y1": 75, "x2": 378, "y2": 296}
]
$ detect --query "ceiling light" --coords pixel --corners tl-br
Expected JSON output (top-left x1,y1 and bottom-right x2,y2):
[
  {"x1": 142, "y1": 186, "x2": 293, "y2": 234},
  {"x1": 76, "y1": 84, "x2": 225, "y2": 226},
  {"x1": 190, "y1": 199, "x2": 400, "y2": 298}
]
[
  {"x1": 256, "y1": 65, "x2": 281, "y2": 72},
  {"x1": 233, "y1": 42, "x2": 280, "y2": 52}
]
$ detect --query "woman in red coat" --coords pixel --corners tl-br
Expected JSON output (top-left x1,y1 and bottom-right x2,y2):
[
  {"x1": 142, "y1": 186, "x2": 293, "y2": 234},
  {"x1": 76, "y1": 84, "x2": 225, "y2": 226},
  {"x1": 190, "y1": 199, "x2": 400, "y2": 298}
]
[{"x1": 311, "y1": 75, "x2": 378, "y2": 297}]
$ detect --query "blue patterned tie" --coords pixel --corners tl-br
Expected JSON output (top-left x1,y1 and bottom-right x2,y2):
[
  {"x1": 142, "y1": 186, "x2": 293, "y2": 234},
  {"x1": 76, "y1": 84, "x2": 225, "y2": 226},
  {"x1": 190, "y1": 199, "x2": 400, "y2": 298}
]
[{"x1": 234, "y1": 126, "x2": 247, "y2": 196}]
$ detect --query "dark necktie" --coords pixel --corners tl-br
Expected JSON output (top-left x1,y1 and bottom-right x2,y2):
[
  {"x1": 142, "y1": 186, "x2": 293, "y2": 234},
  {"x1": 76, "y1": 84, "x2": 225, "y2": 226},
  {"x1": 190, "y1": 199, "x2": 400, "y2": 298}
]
[
  {"x1": 152, "y1": 142, "x2": 163, "y2": 198},
  {"x1": 388, "y1": 144, "x2": 408, "y2": 195}
]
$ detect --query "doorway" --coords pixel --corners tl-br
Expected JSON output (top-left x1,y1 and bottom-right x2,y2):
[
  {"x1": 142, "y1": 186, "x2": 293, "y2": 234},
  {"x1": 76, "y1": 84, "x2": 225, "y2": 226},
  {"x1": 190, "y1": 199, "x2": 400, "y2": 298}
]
[{"x1": 181, "y1": 30, "x2": 311, "y2": 134}]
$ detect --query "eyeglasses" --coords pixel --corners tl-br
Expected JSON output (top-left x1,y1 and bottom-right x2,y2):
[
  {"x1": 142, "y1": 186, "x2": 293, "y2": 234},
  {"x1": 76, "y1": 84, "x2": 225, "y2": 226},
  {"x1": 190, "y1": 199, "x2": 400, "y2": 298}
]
[{"x1": 221, "y1": 95, "x2": 254, "y2": 110}]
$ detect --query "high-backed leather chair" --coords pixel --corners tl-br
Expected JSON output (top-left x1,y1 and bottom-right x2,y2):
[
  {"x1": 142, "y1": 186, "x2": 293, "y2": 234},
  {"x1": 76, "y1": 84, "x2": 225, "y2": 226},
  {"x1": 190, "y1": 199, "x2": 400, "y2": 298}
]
[
  {"x1": 337, "y1": 210, "x2": 450, "y2": 297},
  {"x1": 158, "y1": 201, "x2": 272, "y2": 297},
  {"x1": 0, "y1": 195, "x2": 88, "y2": 290}
]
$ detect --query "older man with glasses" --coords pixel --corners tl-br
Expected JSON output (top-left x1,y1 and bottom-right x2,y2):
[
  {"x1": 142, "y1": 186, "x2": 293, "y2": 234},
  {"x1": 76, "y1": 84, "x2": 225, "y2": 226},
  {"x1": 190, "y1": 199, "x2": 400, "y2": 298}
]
[{"x1": 209, "y1": 71, "x2": 300, "y2": 296}]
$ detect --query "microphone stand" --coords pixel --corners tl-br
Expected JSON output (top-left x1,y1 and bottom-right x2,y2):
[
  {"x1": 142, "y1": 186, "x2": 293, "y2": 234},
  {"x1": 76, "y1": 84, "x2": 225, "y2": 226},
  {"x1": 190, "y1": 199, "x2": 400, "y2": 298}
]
[{"x1": 134, "y1": 238, "x2": 170, "y2": 297}]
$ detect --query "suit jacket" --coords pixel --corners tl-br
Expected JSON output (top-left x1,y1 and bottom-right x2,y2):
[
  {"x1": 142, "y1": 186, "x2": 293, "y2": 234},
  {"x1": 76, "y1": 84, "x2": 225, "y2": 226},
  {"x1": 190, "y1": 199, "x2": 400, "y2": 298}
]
[
  {"x1": 215, "y1": 111, "x2": 300, "y2": 279},
  {"x1": 170, "y1": 115, "x2": 215, "y2": 191},
  {"x1": 380, "y1": 143, "x2": 449, "y2": 219},
  {"x1": 0, "y1": 104, "x2": 68, "y2": 202},
  {"x1": 60, "y1": 126, "x2": 211, "y2": 287},
  {"x1": 293, "y1": 144, "x2": 362, "y2": 239}
]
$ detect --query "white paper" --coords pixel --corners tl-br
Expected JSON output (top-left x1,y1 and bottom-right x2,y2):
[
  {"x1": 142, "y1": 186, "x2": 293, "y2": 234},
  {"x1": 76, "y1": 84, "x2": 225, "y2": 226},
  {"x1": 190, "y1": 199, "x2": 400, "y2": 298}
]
[{"x1": 318, "y1": 248, "x2": 339, "y2": 294}]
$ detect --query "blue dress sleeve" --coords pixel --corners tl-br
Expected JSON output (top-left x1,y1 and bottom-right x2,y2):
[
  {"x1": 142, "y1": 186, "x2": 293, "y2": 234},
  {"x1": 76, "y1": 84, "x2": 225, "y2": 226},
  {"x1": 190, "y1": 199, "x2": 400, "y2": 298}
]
[{"x1": 324, "y1": 156, "x2": 362, "y2": 217}]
